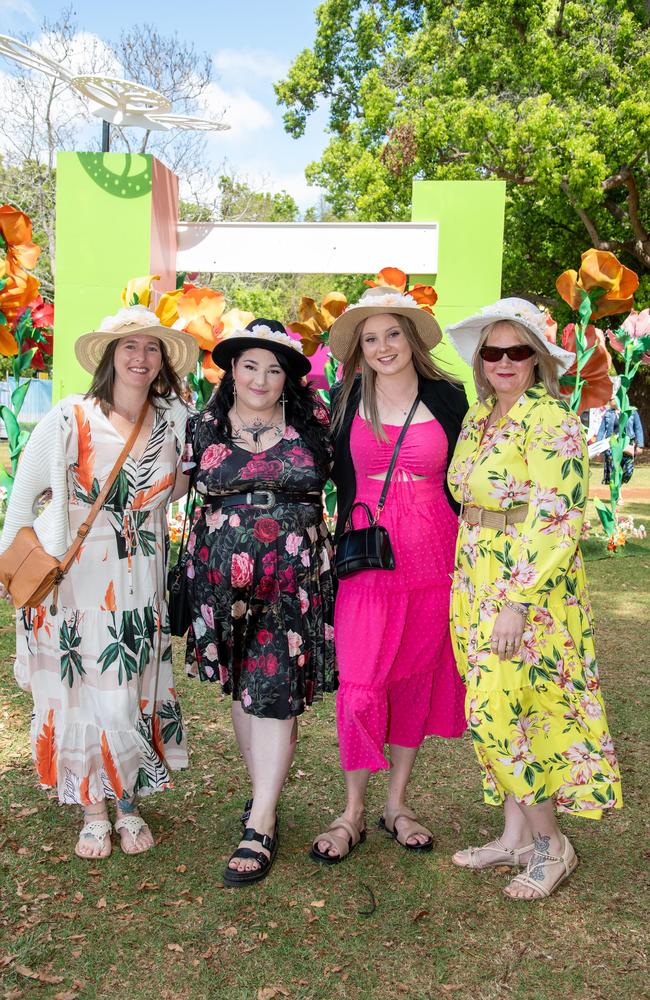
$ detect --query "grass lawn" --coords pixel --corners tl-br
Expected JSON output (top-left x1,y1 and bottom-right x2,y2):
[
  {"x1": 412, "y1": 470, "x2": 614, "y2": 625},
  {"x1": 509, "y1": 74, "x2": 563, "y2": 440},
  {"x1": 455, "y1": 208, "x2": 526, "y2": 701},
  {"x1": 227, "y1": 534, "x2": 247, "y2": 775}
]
[{"x1": 1, "y1": 478, "x2": 649, "y2": 999}]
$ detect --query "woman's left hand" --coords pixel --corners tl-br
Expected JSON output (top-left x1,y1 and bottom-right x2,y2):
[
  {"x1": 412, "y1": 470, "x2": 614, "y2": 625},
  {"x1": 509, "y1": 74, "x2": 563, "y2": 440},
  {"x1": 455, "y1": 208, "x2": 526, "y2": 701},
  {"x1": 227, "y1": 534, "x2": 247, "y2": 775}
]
[{"x1": 489, "y1": 605, "x2": 525, "y2": 660}]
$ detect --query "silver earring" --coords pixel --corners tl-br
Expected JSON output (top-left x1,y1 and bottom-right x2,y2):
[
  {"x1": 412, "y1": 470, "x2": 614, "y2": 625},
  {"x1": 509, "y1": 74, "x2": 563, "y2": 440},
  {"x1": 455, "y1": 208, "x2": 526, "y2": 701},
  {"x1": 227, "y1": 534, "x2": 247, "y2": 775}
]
[
  {"x1": 281, "y1": 392, "x2": 286, "y2": 425},
  {"x1": 233, "y1": 381, "x2": 238, "y2": 403}
]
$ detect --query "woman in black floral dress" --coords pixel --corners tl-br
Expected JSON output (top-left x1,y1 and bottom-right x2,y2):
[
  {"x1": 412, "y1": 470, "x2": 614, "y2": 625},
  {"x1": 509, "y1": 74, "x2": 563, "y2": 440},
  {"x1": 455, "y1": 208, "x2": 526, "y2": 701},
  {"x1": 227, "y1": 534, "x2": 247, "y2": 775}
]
[{"x1": 183, "y1": 319, "x2": 335, "y2": 886}]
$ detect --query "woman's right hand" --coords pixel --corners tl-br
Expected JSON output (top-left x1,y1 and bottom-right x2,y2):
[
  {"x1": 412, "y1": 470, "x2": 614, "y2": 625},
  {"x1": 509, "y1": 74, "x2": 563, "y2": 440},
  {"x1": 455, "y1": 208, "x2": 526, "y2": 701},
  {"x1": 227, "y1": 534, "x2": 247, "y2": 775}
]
[{"x1": 0, "y1": 582, "x2": 13, "y2": 604}]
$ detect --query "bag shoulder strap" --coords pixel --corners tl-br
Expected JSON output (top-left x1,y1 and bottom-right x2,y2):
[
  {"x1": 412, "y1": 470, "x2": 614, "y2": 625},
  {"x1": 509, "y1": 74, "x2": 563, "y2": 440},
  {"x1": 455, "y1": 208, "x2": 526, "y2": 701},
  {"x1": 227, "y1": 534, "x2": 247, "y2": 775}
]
[
  {"x1": 58, "y1": 400, "x2": 149, "y2": 574},
  {"x1": 374, "y1": 394, "x2": 421, "y2": 522}
]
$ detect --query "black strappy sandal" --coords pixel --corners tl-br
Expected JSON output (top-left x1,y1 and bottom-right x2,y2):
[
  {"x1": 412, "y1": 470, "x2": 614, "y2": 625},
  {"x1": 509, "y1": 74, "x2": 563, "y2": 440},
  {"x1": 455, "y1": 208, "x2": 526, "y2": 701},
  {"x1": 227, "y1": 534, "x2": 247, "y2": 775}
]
[
  {"x1": 223, "y1": 824, "x2": 279, "y2": 887},
  {"x1": 240, "y1": 797, "x2": 253, "y2": 830}
]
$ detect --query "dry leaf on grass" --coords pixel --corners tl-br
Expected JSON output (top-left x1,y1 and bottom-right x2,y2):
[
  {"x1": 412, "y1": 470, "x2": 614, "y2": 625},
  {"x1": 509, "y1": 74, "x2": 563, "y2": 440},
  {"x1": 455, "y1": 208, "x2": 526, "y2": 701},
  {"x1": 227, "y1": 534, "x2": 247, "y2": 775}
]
[
  {"x1": 96, "y1": 897, "x2": 107, "y2": 909},
  {"x1": 166, "y1": 943, "x2": 184, "y2": 953},
  {"x1": 0, "y1": 954, "x2": 17, "y2": 968},
  {"x1": 14, "y1": 964, "x2": 64, "y2": 984},
  {"x1": 54, "y1": 991, "x2": 79, "y2": 1000},
  {"x1": 309, "y1": 899, "x2": 325, "y2": 908},
  {"x1": 257, "y1": 988, "x2": 290, "y2": 1000}
]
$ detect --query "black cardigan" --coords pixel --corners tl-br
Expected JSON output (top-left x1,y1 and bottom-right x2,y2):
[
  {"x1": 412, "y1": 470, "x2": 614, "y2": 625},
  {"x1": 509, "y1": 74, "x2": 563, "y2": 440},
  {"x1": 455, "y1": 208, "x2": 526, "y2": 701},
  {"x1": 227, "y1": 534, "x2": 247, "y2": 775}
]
[{"x1": 331, "y1": 375, "x2": 469, "y2": 541}]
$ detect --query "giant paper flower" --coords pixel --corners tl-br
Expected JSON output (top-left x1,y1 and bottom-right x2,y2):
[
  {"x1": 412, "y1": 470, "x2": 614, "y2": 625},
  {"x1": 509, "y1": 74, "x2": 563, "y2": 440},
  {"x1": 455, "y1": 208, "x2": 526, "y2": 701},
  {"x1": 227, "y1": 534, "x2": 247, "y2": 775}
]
[
  {"x1": 560, "y1": 323, "x2": 613, "y2": 410},
  {"x1": 606, "y1": 309, "x2": 650, "y2": 366},
  {"x1": 221, "y1": 307, "x2": 256, "y2": 337},
  {"x1": 121, "y1": 274, "x2": 160, "y2": 308},
  {"x1": 176, "y1": 286, "x2": 225, "y2": 351},
  {"x1": 0, "y1": 205, "x2": 41, "y2": 276},
  {"x1": 556, "y1": 249, "x2": 638, "y2": 320},
  {"x1": 0, "y1": 264, "x2": 39, "y2": 334},
  {"x1": 364, "y1": 266, "x2": 438, "y2": 314},
  {"x1": 290, "y1": 293, "x2": 348, "y2": 355}
]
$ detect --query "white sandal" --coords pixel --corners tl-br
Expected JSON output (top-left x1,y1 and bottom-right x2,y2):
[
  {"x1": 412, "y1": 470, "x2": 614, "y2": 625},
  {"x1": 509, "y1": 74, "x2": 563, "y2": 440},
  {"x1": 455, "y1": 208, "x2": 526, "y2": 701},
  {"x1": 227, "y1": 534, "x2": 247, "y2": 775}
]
[
  {"x1": 504, "y1": 835, "x2": 578, "y2": 899},
  {"x1": 75, "y1": 819, "x2": 112, "y2": 859},
  {"x1": 453, "y1": 837, "x2": 535, "y2": 869},
  {"x1": 114, "y1": 814, "x2": 153, "y2": 854}
]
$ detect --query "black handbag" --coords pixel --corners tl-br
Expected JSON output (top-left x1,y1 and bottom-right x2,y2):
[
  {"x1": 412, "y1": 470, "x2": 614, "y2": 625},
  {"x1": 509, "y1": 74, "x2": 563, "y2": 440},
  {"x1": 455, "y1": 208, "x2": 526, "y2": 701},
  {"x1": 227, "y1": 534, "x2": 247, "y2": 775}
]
[
  {"x1": 167, "y1": 485, "x2": 196, "y2": 637},
  {"x1": 334, "y1": 395, "x2": 420, "y2": 579}
]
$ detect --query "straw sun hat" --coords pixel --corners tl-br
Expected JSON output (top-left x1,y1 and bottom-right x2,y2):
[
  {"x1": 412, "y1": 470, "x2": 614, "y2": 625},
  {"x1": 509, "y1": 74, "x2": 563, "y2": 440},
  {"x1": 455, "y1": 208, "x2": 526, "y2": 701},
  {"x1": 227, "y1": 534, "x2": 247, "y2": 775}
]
[
  {"x1": 328, "y1": 286, "x2": 443, "y2": 363},
  {"x1": 75, "y1": 305, "x2": 199, "y2": 376},
  {"x1": 446, "y1": 297, "x2": 575, "y2": 373}
]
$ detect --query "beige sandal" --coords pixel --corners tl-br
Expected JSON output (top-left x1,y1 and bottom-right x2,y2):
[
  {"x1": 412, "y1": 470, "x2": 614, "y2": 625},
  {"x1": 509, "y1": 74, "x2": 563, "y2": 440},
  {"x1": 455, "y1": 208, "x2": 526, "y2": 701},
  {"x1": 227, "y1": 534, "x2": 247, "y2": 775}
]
[
  {"x1": 453, "y1": 837, "x2": 535, "y2": 869},
  {"x1": 379, "y1": 807, "x2": 433, "y2": 852},
  {"x1": 75, "y1": 819, "x2": 112, "y2": 859},
  {"x1": 504, "y1": 835, "x2": 578, "y2": 900},
  {"x1": 114, "y1": 814, "x2": 154, "y2": 855},
  {"x1": 310, "y1": 816, "x2": 366, "y2": 865}
]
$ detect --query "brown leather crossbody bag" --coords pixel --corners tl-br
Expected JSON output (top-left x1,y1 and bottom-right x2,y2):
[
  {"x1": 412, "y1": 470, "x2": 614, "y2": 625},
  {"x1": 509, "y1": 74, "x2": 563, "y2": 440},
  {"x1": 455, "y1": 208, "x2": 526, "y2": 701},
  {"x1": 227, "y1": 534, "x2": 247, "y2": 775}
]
[{"x1": 0, "y1": 401, "x2": 147, "y2": 611}]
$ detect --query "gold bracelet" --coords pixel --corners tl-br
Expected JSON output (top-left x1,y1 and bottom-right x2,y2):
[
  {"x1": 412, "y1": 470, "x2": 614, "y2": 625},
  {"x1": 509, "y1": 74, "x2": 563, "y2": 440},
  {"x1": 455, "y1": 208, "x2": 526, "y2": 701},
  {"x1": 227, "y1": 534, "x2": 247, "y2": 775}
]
[{"x1": 504, "y1": 598, "x2": 528, "y2": 619}]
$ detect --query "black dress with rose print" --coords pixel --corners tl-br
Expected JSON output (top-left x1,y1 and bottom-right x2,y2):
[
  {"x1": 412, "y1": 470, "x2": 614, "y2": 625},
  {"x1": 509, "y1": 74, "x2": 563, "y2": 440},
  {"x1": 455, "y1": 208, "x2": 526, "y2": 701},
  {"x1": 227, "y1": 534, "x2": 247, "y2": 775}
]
[{"x1": 183, "y1": 411, "x2": 336, "y2": 720}]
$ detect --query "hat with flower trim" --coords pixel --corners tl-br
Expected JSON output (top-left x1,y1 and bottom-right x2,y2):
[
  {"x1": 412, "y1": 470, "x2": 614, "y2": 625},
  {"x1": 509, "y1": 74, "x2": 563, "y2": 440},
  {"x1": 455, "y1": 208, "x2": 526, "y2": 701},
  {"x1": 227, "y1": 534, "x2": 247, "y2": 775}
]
[
  {"x1": 75, "y1": 305, "x2": 199, "y2": 376},
  {"x1": 329, "y1": 286, "x2": 442, "y2": 363},
  {"x1": 212, "y1": 318, "x2": 311, "y2": 377},
  {"x1": 446, "y1": 297, "x2": 575, "y2": 373}
]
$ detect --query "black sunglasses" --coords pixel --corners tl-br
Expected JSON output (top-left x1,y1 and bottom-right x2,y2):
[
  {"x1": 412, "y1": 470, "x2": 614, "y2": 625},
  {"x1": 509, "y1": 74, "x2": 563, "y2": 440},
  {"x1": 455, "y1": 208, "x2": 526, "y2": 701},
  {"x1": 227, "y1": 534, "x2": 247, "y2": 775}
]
[{"x1": 479, "y1": 344, "x2": 536, "y2": 363}]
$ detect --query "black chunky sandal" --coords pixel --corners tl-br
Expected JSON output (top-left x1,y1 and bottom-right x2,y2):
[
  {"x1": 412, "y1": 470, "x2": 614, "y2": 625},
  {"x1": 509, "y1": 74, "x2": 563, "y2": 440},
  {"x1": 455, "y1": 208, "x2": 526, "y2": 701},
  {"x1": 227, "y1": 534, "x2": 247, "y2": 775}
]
[{"x1": 223, "y1": 824, "x2": 279, "y2": 887}]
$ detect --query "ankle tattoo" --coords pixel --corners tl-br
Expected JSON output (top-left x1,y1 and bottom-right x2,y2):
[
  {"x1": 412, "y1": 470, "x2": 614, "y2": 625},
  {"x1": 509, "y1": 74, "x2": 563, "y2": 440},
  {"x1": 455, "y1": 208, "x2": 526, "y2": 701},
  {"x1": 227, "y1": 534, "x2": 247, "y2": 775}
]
[
  {"x1": 117, "y1": 795, "x2": 137, "y2": 814},
  {"x1": 532, "y1": 834, "x2": 550, "y2": 856}
]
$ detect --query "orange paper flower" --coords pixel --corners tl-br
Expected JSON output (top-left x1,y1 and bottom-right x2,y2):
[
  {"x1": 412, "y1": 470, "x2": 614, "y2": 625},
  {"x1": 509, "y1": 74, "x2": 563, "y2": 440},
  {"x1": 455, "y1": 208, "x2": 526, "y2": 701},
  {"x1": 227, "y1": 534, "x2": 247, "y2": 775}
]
[
  {"x1": 365, "y1": 267, "x2": 407, "y2": 292},
  {"x1": 409, "y1": 283, "x2": 438, "y2": 314},
  {"x1": 0, "y1": 204, "x2": 41, "y2": 276},
  {"x1": 290, "y1": 292, "x2": 348, "y2": 356},
  {"x1": 177, "y1": 286, "x2": 225, "y2": 351},
  {"x1": 561, "y1": 323, "x2": 613, "y2": 410},
  {"x1": 221, "y1": 307, "x2": 256, "y2": 337},
  {"x1": 0, "y1": 265, "x2": 39, "y2": 351},
  {"x1": 201, "y1": 350, "x2": 223, "y2": 384},
  {"x1": 556, "y1": 249, "x2": 638, "y2": 320}
]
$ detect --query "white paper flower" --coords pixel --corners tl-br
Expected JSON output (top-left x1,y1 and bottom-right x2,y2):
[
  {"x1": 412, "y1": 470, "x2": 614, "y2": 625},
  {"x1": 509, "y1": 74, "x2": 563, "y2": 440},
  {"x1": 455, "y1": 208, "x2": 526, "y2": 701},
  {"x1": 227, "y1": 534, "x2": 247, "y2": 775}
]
[{"x1": 99, "y1": 305, "x2": 160, "y2": 332}]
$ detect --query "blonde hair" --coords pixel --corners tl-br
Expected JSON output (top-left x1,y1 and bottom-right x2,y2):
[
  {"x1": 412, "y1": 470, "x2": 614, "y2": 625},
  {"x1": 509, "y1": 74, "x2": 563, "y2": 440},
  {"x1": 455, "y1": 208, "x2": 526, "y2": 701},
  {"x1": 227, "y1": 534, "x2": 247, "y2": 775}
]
[
  {"x1": 332, "y1": 313, "x2": 451, "y2": 441},
  {"x1": 472, "y1": 320, "x2": 562, "y2": 403}
]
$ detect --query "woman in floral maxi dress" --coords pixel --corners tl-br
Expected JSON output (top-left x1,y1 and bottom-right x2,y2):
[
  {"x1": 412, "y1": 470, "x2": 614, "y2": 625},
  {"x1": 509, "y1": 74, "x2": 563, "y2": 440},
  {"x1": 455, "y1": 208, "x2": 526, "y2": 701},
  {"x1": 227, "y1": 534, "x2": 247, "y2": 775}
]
[
  {"x1": 446, "y1": 298, "x2": 622, "y2": 900},
  {"x1": 0, "y1": 306, "x2": 198, "y2": 859},
  {"x1": 183, "y1": 319, "x2": 335, "y2": 887}
]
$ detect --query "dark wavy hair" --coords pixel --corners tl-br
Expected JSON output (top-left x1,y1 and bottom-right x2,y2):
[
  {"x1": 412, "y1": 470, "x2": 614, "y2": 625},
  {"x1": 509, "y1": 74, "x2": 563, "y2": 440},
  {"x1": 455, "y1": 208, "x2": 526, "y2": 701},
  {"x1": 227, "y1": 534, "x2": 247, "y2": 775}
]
[
  {"x1": 206, "y1": 349, "x2": 331, "y2": 475},
  {"x1": 85, "y1": 337, "x2": 186, "y2": 415}
]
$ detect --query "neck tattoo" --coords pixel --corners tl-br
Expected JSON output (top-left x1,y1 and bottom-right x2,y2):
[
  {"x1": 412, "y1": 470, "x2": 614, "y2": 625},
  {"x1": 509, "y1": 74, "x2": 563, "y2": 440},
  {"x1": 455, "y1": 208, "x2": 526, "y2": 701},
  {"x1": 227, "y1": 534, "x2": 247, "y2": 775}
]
[{"x1": 233, "y1": 405, "x2": 284, "y2": 452}]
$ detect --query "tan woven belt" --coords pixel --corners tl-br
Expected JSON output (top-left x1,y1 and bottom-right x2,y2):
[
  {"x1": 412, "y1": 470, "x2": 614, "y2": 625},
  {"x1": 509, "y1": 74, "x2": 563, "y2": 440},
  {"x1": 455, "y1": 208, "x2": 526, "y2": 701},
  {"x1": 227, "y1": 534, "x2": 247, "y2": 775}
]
[{"x1": 461, "y1": 504, "x2": 529, "y2": 531}]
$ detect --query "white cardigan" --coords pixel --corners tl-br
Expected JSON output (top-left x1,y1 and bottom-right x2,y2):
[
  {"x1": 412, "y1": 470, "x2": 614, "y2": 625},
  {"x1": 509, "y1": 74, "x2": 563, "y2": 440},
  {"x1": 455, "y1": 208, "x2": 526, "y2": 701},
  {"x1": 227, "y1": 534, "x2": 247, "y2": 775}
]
[{"x1": 0, "y1": 394, "x2": 190, "y2": 558}]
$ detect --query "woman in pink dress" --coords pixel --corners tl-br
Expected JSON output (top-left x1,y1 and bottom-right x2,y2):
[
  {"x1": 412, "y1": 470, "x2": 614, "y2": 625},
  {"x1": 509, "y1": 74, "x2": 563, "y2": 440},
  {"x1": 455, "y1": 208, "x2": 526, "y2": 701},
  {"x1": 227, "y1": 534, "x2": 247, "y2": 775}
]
[{"x1": 310, "y1": 285, "x2": 468, "y2": 863}]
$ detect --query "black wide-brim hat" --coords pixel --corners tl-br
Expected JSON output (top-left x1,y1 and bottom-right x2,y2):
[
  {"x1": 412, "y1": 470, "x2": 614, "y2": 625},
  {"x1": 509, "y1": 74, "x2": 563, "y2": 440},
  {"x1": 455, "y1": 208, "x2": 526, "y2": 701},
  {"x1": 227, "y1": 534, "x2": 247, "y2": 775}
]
[{"x1": 212, "y1": 318, "x2": 311, "y2": 377}]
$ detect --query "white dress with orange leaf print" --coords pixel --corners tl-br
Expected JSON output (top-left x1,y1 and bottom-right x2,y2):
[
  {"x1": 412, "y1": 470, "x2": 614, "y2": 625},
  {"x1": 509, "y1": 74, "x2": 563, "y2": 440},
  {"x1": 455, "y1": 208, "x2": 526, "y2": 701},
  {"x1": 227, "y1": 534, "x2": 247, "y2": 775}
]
[{"x1": 14, "y1": 397, "x2": 187, "y2": 805}]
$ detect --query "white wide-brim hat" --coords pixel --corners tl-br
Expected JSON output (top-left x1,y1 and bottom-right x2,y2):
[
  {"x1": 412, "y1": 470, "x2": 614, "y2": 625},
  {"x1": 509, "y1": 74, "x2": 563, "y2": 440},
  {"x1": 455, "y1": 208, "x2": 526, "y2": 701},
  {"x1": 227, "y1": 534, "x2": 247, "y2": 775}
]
[
  {"x1": 75, "y1": 305, "x2": 199, "y2": 377},
  {"x1": 329, "y1": 286, "x2": 442, "y2": 363},
  {"x1": 446, "y1": 297, "x2": 575, "y2": 374}
]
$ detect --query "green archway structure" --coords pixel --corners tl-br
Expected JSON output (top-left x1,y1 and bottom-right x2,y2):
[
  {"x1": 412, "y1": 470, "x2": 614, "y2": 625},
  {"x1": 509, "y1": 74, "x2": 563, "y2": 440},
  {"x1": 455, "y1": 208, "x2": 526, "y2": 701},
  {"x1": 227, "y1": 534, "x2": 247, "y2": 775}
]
[{"x1": 52, "y1": 153, "x2": 505, "y2": 400}]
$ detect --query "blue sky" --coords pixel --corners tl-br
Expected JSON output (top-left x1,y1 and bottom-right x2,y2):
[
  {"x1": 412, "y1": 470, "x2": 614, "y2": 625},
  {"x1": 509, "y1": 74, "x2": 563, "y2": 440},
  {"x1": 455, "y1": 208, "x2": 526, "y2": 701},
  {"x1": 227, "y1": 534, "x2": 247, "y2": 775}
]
[{"x1": 0, "y1": 0, "x2": 329, "y2": 210}]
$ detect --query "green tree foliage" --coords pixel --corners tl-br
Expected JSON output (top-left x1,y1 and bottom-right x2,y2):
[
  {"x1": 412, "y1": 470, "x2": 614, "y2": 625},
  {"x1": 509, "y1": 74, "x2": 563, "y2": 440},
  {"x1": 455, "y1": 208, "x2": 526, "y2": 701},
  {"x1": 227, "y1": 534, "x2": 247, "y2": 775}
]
[{"x1": 276, "y1": 0, "x2": 650, "y2": 305}]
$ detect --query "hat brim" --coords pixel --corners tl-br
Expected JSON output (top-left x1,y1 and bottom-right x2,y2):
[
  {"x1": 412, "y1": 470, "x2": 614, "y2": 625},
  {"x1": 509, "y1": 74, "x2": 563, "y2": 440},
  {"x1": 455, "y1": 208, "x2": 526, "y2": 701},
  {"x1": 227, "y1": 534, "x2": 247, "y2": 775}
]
[
  {"x1": 75, "y1": 323, "x2": 200, "y2": 377},
  {"x1": 212, "y1": 337, "x2": 311, "y2": 377},
  {"x1": 446, "y1": 312, "x2": 575, "y2": 374},
  {"x1": 329, "y1": 305, "x2": 442, "y2": 363}
]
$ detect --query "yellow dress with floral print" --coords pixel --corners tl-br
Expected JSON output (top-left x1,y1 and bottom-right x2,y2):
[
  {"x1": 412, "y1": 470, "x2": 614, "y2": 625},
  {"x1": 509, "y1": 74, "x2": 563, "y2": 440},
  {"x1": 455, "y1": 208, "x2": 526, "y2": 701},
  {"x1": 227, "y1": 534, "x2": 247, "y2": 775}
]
[{"x1": 448, "y1": 384, "x2": 622, "y2": 818}]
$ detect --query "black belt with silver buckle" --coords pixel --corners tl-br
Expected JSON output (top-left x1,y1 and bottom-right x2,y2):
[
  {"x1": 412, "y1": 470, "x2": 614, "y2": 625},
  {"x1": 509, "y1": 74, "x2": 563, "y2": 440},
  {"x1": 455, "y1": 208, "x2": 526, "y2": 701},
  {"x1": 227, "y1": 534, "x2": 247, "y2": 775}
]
[{"x1": 204, "y1": 490, "x2": 321, "y2": 510}]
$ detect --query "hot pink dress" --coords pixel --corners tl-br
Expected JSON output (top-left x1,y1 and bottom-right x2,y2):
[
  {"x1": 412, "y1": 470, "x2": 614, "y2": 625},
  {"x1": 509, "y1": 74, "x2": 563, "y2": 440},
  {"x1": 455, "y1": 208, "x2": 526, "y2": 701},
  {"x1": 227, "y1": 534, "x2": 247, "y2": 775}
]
[{"x1": 335, "y1": 415, "x2": 467, "y2": 771}]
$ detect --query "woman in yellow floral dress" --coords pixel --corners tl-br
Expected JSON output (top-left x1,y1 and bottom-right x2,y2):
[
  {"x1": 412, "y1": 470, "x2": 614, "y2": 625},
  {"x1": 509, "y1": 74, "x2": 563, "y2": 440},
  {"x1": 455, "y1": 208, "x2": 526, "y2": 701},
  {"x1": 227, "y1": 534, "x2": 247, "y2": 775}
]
[{"x1": 446, "y1": 298, "x2": 622, "y2": 900}]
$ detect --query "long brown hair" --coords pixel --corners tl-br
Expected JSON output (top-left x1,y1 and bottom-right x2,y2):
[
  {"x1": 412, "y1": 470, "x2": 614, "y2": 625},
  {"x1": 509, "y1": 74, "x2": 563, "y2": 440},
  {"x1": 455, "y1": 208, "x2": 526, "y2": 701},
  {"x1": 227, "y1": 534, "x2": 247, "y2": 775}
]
[
  {"x1": 472, "y1": 320, "x2": 561, "y2": 403},
  {"x1": 85, "y1": 337, "x2": 185, "y2": 414},
  {"x1": 332, "y1": 313, "x2": 451, "y2": 441}
]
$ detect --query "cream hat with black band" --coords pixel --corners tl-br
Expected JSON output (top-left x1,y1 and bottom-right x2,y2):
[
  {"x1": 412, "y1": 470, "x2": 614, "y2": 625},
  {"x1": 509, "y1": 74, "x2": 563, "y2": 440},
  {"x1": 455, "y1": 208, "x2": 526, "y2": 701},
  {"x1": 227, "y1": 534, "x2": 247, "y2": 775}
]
[
  {"x1": 446, "y1": 297, "x2": 575, "y2": 373},
  {"x1": 329, "y1": 286, "x2": 443, "y2": 363},
  {"x1": 75, "y1": 305, "x2": 199, "y2": 376}
]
